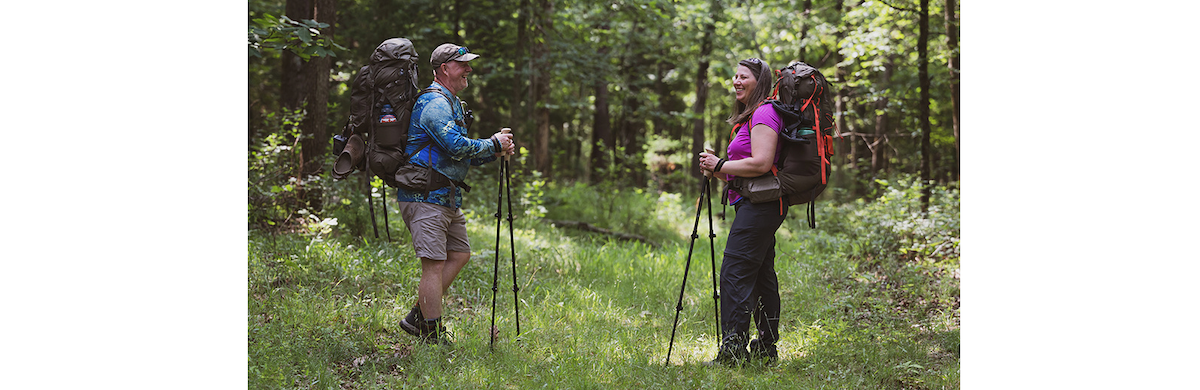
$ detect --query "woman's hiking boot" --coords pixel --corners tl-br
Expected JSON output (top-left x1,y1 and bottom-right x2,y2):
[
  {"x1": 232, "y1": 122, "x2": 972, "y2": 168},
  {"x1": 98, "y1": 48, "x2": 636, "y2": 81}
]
[
  {"x1": 704, "y1": 333, "x2": 749, "y2": 367},
  {"x1": 749, "y1": 315, "x2": 779, "y2": 365},
  {"x1": 748, "y1": 338, "x2": 778, "y2": 365}
]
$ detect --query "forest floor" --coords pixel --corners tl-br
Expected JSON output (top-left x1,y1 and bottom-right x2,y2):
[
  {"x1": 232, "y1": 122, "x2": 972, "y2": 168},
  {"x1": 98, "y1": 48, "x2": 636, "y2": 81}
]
[{"x1": 248, "y1": 181, "x2": 959, "y2": 389}]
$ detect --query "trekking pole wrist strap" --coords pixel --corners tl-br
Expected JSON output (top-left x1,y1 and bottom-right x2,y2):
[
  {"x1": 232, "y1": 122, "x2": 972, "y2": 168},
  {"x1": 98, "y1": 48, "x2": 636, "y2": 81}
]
[
  {"x1": 714, "y1": 158, "x2": 727, "y2": 173},
  {"x1": 490, "y1": 136, "x2": 501, "y2": 153}
]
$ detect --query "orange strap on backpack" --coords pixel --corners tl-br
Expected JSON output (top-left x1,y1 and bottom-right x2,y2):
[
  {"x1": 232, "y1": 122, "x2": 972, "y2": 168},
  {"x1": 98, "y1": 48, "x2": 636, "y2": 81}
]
[
  {"x1": 798, "y1": 75, "x2": 831, "y2": 185},
  {"x1": 771, "y1": 165, "x2": 783, "y2": 215}
]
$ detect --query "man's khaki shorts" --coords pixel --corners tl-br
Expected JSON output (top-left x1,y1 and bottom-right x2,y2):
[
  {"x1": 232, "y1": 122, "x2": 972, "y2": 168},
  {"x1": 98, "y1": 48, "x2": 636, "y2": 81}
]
[{"x1": 396, "y1": 201, "x2": 470, "y2": 260}]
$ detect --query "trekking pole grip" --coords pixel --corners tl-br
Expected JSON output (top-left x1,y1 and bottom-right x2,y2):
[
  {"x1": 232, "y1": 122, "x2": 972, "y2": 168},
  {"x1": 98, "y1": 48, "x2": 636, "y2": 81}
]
[
  {"x1": 500, "y1": 127, "x2": 512, "y2": 162},
  {"x1": 703, "y1": 148, "x2": 716, "y2": 178}
]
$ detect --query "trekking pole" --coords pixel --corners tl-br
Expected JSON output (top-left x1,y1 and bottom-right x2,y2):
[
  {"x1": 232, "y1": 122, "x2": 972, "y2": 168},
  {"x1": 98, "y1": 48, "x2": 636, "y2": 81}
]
[
  {"x1": 666, "y1": 170, "x2": 710, "y2": 366},
  {"x1": 501, "y1": 128, "x2": 522, "y2": 337},
  {"x1": 704, "y1": 149, "x2": 720, "y2": 342},
  {"x1": 365, "y1": 165, "x2": 380, "y2": 239},
  {"x1": 381, "y1": 186, "x2": 392, "y2": 241},
  {"x1": 489, "y1": 129, "x2": 506, "y2": 350}
]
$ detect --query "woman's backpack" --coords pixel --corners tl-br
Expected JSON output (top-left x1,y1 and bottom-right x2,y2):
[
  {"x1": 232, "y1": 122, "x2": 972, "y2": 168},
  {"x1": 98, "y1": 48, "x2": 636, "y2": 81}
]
[
  {"x1": 772, "y1": 61, "x2": 838, "y2": 227},
  {"x1": 728, "y1": 61, "x2": 838, "y2": 228}
]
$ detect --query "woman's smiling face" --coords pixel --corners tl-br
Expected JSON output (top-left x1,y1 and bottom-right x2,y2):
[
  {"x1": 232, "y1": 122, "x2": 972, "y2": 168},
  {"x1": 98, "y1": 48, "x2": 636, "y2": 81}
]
[{"x1": 733, "y1": 64, "x2": 758, "y2": 105}]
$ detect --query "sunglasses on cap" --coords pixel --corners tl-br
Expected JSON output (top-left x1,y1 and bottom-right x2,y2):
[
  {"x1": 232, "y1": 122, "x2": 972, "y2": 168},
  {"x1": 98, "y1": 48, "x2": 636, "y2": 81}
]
[
  {"x1": 444, "y1": 47, "x2": 470, "y2": 64},
  {"x1": 437, "y1": 47, "x2": 473, "y2": 67}
]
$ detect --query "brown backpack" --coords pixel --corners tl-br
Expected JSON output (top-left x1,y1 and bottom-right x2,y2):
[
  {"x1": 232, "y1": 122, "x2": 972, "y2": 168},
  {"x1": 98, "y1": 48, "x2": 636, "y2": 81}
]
[
  {"x1": 773, "y1": 61, "x2": 838, "y2": 227},
  {"x1": 728, "y1": 61, "x2": 838, "y2": 228},
  {"x1": 331, "y1": 37, "x2": 422, "y2": 187}
]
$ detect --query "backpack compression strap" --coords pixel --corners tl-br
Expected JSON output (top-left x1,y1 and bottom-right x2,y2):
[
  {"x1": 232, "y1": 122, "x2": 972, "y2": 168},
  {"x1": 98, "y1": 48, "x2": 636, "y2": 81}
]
[
  {"x1": 798, "y1": 74, "x2": 830, "y2": 185},
  {"x1": 807, "y1": 198, "x2": 817, "y2": 228},
  {"x1": 773, "y1": 165, "x2": 783, "y2": 216}
]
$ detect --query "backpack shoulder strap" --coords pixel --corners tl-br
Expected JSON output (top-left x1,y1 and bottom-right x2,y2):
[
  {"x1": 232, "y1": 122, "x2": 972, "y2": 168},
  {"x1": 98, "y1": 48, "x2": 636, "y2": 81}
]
[
  {"x1": 410, "y1": 88, "x2": 453, "y2": 149},
  {"x1": 412, "y1": 86, "x2": 459, "y2": 120},
  {"x1": 422, "y1": 86, "x2": 453, "y2": 106}
]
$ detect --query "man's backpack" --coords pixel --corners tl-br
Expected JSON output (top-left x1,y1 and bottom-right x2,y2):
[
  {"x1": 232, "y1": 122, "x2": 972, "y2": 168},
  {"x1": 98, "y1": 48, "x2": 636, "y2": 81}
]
[
  {"x1": 728, "y1": 61, "x2": 837, "y2": 228},
  {"x1": 331, "y1": 37, "x2": 422, "y2": 187}
]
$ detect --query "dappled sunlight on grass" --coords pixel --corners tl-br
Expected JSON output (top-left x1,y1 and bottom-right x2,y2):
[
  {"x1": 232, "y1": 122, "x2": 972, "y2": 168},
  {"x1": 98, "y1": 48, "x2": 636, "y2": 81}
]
[{"x1": 249, "y1": 181, "x2": 959, "y2": 388}]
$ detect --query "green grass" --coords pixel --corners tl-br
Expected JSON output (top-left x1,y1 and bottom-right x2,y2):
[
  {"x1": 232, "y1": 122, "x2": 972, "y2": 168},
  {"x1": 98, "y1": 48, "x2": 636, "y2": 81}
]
[{"x1": 249, "y1": 178, "x2": 959, "y2": 389}]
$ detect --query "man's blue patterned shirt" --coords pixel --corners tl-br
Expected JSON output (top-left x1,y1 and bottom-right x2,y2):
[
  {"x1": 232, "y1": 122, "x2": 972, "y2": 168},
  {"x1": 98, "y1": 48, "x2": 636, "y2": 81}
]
[{"x1": 395, "y1": 82, "x2": 498, "y2": 208}]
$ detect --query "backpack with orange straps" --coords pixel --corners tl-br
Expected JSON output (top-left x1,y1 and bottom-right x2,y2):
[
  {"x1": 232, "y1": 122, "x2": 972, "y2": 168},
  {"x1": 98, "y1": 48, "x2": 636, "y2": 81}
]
[{"x1": 728, "y1": 61, "x2": 838, "y2": 228}]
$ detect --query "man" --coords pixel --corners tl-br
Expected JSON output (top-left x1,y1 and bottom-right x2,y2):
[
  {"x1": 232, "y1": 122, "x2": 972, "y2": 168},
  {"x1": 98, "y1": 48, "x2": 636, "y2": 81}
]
[{"x1": 397, "y1": 43, "x2": 515, "y2": 344}]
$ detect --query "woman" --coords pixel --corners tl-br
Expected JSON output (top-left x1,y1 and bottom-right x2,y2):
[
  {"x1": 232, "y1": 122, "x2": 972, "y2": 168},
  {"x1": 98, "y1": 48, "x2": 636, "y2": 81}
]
[{"x1": 697, "y1": 57, "x2": 786, "y2": 366}]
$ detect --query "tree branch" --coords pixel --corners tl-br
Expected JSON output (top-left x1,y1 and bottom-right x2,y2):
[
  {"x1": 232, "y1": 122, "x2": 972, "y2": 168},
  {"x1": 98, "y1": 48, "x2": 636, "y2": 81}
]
[
  {"x1": 877, "y1": 0, "x2": 917, "y2": 12},
  {"x1": 838, "y1": 131, "x2": 915, "y2": 138},
  {"x1": 815, "y1": 47, "x2": 835, "y2": 68}
]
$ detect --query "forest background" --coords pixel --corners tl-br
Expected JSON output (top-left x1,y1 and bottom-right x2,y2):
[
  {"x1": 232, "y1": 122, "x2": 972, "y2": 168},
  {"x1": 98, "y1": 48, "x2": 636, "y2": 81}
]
[
  {"x1": 247, "y1": 0, "x2": 962, "y2": 210},
  {"x1": 4, "y1": 1, "x2": 1200, "y2": 389}
]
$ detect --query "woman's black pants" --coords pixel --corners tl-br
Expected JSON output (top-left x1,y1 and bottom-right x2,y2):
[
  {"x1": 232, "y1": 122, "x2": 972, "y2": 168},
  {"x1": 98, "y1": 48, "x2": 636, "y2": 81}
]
[{"x1": 720, "y1": 199, "x2": 787, "y2": 351}]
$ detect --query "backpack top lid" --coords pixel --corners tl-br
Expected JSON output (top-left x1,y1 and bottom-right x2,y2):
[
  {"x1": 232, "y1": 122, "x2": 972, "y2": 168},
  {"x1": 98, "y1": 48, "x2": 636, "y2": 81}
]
[
  {"x1": 345, "y1": 38, "x2": 419, "y2": 136},
  {"x1": 371, "y1": 38, "x2": 418, "y2": 64},
  {"x1": 776, "y1": 62, "x2": 820, "y2": 108},
  {"x1": 367, "y1": 38, "x2": 421, "y2": 115},
  {"x1": 773, "y1": 61, "x2": 836, "y2": 136}
]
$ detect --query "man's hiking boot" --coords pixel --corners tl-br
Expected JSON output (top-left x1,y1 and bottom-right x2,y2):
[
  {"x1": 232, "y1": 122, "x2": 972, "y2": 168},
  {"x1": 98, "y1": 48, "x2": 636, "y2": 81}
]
[
  {"x1": 748, "y1": 338, "x2": 778, "y2": 365},
  {"x1": 418, "y1": 318, "x2": 453, "y2": 345},
  {"x1": 401, "y1": 312, "x2": 453, "y2": 346},
  {"x1": 398, "y1": 305, "x2": 424, "y2": 337}
]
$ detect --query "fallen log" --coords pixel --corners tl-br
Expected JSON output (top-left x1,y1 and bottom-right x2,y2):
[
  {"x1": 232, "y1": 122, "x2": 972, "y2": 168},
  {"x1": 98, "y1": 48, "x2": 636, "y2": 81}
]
[{"x1": 543, "y1": 219, "x2": 659, "y2": 248}]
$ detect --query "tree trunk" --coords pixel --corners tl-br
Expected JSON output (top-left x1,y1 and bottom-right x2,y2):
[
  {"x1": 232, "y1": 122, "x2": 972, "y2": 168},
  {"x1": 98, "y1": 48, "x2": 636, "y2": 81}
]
[
  {"x1": 918, "y1": 0, "x2": 932, "y2": 211},
  {"x1": 853, "y1": 101, "x2": 871, "y2": 199},
  {"x1": 832, "y1": 0, "x2": 851, "y2": 196},
  {"x1": 870, "y1": 92, "x2": 888, "y2": 174},
  {"x1": 945, "y1": 0, "x2": 960, "y2": 182},
  {"x1": 615, "y1": 21, "x2": 647, "y2": 185},
  {"x1": 282, "y1": 0, "x2": 333, "y2": 211},
  {"x1": 510, "y1": 0, "x2": 527, "y2": 138},
  {"x1": 652, "y1": 28, "x2": 668, "y2": 137},
  {"x1": 591, "y1": 79, "x2": 613, "y2": 179},
  {"x1": 690, "y1": 0, "x2": 721, "y2": 182},
  {"x1": 871, "y1": 56, "x2": 893, "y2": 174},
  {"x1": 453, "y1": 0, "x2": 463, "y2": 43},
  {"x1": 711, "y1": 107, "x2": 726, "y2": 164},
  {"x1": 690, "y1": 71, "x2": 710, "y2": 180},
  {"x1": 570, "y1": 105, "x2": 584, "y2": 175},
  {"x1": 796, "y1": 0, "x2": 814, "y2": 61},
  {"x1": 280, "y1": 0, "x2": 311, "y2": 115},
  {"x1": 532, "y1": 0, "x2": 553, "y2": 178},
  {"x1": 302, "y1": 0, "x2": 334, "y2": 178}
]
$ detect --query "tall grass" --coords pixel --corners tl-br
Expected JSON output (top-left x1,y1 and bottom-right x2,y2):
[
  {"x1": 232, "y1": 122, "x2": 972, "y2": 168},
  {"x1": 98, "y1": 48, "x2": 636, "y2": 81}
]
[{"x1": 249, "y1": 176, "x2": 959, "y2": 389}]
